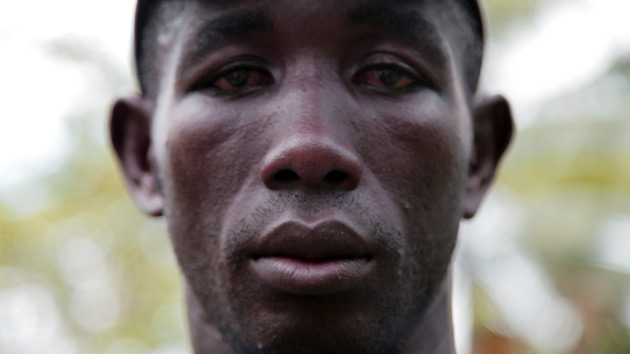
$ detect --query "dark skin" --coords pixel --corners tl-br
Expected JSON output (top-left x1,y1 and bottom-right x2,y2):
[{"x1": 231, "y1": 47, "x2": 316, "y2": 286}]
[{"x1": 111, "y1": 1, "x2": 513, "y2": 353}]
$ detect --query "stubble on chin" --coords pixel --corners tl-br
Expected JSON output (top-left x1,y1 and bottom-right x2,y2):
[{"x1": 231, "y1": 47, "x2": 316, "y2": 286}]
[{"x1": 182, "y1": 193, "x2": 454, "y2": 354}]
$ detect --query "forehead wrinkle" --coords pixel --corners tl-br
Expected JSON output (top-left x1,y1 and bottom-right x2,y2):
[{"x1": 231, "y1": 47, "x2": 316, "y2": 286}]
[
  {"x1": 347, "y1": 2, "x2": 449, "y2": 63},
  {"x1": 178, "y1": 9, "x2": 274, "y2": 78}
]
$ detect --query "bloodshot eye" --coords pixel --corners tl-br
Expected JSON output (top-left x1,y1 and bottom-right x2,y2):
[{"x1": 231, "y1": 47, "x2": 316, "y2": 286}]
[
  {"x1": 353, "y1": 65, "x2": 420, "y2": 91},
  {"x1": 194, "y1": 66, "x2": 274, "y2": 95},
  {"x1": 214, "y1": 68, "x2": 272, "y2": 91}
]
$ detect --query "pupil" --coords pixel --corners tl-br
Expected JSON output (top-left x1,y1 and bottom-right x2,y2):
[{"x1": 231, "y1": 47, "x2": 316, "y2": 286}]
[
  {"x1": 378, "y1": 69, "x2": 401, "y2": 86},
  {"x1": 226, "y1": 70, "x2": 250, "y2": 87}
]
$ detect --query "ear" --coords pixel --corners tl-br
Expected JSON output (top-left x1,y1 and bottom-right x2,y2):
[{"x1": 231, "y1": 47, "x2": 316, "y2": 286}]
[
  {"x1": 110, "y1": 96, "x2": 163, "y2": 217},
  {"x1": 463, "y1": 95, "x2": 514, "y2": 219}
]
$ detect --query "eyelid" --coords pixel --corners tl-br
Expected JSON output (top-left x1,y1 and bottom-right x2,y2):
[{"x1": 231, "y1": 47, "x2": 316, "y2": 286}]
[
  {"x1": 357, "y1": 62, "x2": 417, "y2": 78},
  {"x1": 353, "y1": 52, "x2": 436, "y2": 91},
  {"x1": 188, "y1": 58, "x2": 272, "y2": 95},
  {"x1": 353, "y1": 62, "x2": 426, "y2": 92}
]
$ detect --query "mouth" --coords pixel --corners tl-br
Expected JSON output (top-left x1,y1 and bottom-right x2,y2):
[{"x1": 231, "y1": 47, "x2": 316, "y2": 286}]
[{"x1": 249, "y1": 218, "x2": 376, "y2": 296}]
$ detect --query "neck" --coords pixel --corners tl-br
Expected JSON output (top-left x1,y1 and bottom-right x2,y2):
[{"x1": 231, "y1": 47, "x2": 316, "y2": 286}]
[
  {"x1": 400, "y1": 277, "x2": 456, "y2": 354},
  {"x1": 186, "y1": 283, "x2": 235, "y2": 354},
  {"x1": 186, "y1": 278, "x2": 455, "y2": 354}
]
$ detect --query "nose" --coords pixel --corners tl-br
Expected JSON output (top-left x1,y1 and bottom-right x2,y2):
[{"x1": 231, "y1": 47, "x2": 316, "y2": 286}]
[{"x1": 260, "y1": 136, "x2": 362, "y2": 191}]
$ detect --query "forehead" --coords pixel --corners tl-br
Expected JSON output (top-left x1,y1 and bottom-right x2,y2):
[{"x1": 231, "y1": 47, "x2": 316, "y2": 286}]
[
  {"x1": 177, "y1": 0, "x2": 460, "y2": 22},
  {"x1": 147, "y1": 0, "x2": 472, "y2": 54},
  {"x1": 176, "y1": 1, "x2": 454, "y2": 69},
  {"x1": 149, "y1": 0, "x2": 465, "y2": 27}
]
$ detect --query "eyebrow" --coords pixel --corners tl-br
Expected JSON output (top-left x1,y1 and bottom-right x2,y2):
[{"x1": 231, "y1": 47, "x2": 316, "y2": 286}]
[
  {"x1": 178, "y1": 9, "x2": 274, "y2": 77},
  {"x1": 347, "y1": 2, "x2": 448, "y2": 62},
  {"x1": 177, "y1": 3, "x2": 448, "y2": 80}
]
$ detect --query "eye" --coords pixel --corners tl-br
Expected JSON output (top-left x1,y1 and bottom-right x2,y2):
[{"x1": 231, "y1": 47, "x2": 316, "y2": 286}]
[
  {"x1": 195, "y1": 66, "x2": 274, "y2": 95},
  {"x1": 353, "y1": 65, "x2": 419, "y2": 90},
  {"x1": 214, "y1": 68, "x2": 272, "y2": 91}
]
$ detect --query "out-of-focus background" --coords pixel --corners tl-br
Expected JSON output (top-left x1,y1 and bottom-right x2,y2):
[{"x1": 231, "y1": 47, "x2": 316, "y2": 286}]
[{"x1": 0, "y1": 0, "x2": 628, "y2": 353}]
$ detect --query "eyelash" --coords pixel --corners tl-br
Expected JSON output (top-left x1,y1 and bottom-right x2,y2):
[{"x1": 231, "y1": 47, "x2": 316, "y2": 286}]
[
  {"x1": 191, "y1": 62, "x2": 424, "y2": 96},
  {"x1": 192, "y1": 64, "x2": 274, "y2": 96},
  {"x1": 352, "y1": 63, "x2": 424, "y2": 92}
]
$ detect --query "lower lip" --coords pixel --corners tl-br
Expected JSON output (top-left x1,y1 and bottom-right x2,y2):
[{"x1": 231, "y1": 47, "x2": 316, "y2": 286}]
[{"x1": 251, "y1": 257, "x2": 374, "y2": 296}]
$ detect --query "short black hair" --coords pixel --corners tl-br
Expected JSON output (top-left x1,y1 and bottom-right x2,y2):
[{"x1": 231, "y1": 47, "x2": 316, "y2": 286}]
[{"x1": 133, "y1": 0, "x2": 484, "y2": 97}]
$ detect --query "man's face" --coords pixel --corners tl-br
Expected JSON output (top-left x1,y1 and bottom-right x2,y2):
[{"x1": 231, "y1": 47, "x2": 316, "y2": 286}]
[{"x1": 115, "y1": 0, "x2": 504, "y2": 353}]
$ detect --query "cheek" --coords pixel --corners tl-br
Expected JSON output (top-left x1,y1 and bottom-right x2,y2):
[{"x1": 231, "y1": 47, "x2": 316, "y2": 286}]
[
  {"x1": 167, "y1": 119, "x2": 237, "y2": 213},
  {"x1": 354, "y1": 96, "x2": 470, "y2": 261},
  {"x1": 356, "y1": 97, "x2": 470, "y2": 207},
  {"x1": 156, "y1": 99, "x2": 267, "y2": 270},
  {"x1": 359, "y1": 99, "x2": 470, "y2": 294},
  {"x1": 162, "y1": 99, "x2": 263, "y2": 211}
]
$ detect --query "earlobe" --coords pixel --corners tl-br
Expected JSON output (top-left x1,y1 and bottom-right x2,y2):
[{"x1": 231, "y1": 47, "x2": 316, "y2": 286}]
[
  {"x1": 110, "y1": 96, "x2": 164, "y2": 217},
  {"x1": 463, "y1": 95, "x2": 514, "y2": 219}
]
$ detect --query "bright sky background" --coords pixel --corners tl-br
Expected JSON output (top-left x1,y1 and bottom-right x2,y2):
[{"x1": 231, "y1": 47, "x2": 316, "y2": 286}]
[
  {"x1": 1, "y1": 0, "x2": 629, "y2": 195},
  {"x1": 482, "y1": 0, "x2": 630, "y2": 117},
  {"x1": 0, "y1": 0, "x2": 135, "y2": 191}
]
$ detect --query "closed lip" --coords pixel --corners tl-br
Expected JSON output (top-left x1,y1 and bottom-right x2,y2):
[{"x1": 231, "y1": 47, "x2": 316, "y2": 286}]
[{"x1": 249, "y1": 218, "x2": 376, "y2": 295}]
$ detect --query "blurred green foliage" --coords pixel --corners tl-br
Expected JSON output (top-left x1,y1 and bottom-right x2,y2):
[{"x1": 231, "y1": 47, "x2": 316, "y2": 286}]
[
  {"x1": 484, "y1": 0, "x2": 561, "y2": 36},
  {"x1": 471, "y1": 2, "x2": 630, "y2": 352},
  {"x1": 0, "y1": 119, "x2": 187, "y2": 353}
]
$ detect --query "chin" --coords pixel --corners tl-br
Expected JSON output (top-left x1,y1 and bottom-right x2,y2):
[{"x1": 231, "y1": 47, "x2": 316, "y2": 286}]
[
  {"x1": 170, "y1": 178, "x2": 461, "y2": 354},
  {"x1": 219, "y1": 302, "x2": 417, "y2": 354},
  {"x1": 196, "y1": 247, "x2": 450, "y2": 354}
]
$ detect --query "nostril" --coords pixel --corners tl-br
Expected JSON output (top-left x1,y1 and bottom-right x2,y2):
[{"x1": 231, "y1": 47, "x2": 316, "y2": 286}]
[
  {"x1": 261, "y1": 139, "x2": 362, "y2": 190},
  {"x1": 275, "y1": 169, "x2": 300, "y2": 182},
  {"x1": 324, "y1": 170, "x2": 348, "y2": 184}
]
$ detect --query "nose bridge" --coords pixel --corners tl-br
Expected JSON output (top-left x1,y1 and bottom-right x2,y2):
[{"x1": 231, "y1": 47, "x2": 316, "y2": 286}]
[
  {"x1": 282, "y1": 67, "x2": 334, "y2": 133},
  {"x1": 260, "y1": 71, "x2": 363, "y2": 191}
]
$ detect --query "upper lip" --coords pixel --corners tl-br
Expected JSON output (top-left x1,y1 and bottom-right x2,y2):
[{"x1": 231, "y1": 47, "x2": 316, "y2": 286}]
[{"x1": 251, "y1": 218, "x2": 374, "y2": 261}]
